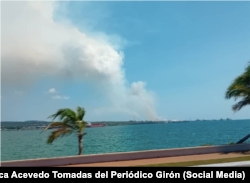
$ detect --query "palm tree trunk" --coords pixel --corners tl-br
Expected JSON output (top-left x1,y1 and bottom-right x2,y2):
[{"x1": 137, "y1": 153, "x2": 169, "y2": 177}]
[
  {"x1": 78, "y1": 134, "x2": 83, "y2": 155},
  {"x1": 236, "y1": 133, "x2": 250, "y2": 144}
]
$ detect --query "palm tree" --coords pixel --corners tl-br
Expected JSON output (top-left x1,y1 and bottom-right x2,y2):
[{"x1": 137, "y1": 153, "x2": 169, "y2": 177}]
[
  {"x1": 226, "y1": 63, "x2": 250, "y2": 143},
  {"x1": 43, "y1": 106, "x2": 87, "y2": 155},
  {"x1": 226, "y1": 64, "x2": 250, "y2": 111}
]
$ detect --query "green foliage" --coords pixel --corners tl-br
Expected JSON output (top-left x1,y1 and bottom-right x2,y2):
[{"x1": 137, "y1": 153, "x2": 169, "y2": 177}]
[
  {"x1": 47, "y1": 128, "x2": 73, "y2": 144},
  {"x1": 43, "y1": 106, "x2": 87, "y2": 145},
  {"x1": 76, "y1": 107, "x2": 86, "y2": 121},
  {"x1": 226, "y1": 62, "x2": 250, "y2": 112},
  {"x1": 201, "y1": 144, "x2": 212, "y2": 146}
]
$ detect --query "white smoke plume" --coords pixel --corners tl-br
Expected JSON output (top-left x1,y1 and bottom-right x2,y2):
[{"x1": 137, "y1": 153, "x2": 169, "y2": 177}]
[
  {"x1": 1, "y1": 1, "x2": 162, "y2": 120},
  {"x1": 48, "y1": 88, "x2": 56, "y2": 93}
]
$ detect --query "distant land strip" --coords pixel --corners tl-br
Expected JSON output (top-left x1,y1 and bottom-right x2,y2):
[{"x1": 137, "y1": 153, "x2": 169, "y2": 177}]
[{"x1": 0, "y1": 118, "x2": 241, "y2": 131}]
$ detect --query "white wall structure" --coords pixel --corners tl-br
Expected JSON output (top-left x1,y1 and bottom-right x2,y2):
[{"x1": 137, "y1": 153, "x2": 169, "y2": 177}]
[{"x1": 1, "y1": 143, "x2": 250, "y2": 167}]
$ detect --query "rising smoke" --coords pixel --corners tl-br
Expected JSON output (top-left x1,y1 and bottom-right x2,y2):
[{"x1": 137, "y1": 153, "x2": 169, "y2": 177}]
[{"x1": 1, "y1": 1, "x2": 162, "y2": 120}]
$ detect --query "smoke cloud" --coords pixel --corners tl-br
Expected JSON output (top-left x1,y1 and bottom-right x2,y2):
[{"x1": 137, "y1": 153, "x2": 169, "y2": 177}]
[
  {"x1": 1, "y1": 1, "x2": 162, "y2": 120},
  {"x1": 48, "y1": 88, "x2": 56, "y2": 93}
]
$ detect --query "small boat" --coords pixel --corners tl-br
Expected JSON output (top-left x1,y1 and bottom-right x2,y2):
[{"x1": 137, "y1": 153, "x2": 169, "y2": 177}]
[{"x1": 86, "y1": 122, "x2": 105, "y2": 128}]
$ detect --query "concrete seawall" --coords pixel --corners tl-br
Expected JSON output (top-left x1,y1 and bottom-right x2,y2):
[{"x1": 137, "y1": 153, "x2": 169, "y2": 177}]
[{"x1": 1, "y1": 143, "x2": 250, "y2": 167}]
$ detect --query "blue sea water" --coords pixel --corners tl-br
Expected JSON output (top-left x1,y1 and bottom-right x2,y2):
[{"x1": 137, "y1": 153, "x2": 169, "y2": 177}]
[{"x1": 1, "y1": 120, "x2": 250, "y2": 161}]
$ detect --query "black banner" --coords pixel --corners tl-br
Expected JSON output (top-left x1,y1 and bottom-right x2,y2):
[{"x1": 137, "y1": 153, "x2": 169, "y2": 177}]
[{"x1": 0, "y1": 167, "x2": 249, "y2": 181}]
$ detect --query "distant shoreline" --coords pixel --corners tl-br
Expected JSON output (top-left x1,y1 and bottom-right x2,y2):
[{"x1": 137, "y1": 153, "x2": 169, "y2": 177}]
[
  {"x1": 1, "y1": 121, "x2": 163, "y2": 131},
  {"x1": 1, "y1": 119, "x2": 249, "y2": 131}
]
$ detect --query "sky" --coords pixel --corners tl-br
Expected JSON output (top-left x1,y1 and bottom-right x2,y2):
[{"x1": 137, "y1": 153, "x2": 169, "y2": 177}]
[{"x1": 1, "y1": 1, "x2": 250, "y2": 122}]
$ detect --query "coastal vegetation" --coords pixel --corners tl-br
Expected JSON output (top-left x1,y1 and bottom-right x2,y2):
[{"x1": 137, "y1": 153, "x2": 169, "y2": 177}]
[
  {"x1": 226, "y1": 63, "x2": 250, "y2": 112},
  {"x1": 42, "y1": 107, "x2": 87, "y2": 155},
  {"x1": 226, "y1": 62, "x2": 250, "y2": 143},
  {"x1": 201, "y1": 144, "x2": 212, "y2": 146}
]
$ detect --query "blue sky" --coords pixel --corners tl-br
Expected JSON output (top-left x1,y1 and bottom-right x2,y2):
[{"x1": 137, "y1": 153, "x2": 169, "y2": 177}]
[{"x1": 1, "y1": 1, "x2": 250, "y2": 121}]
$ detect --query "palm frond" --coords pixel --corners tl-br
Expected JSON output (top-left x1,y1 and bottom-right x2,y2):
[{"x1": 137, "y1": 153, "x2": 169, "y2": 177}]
[
  {"x1": 226, "y1": 62, "x2": 250, "y2": 113},
  {"x1": 46, "y1": 106, "x2": 87, "y2": 146},
  {"x1": 226, "y1": 85, "x2": 250, "y2": 99},
  {"x1": 61, "y1": 118, "x2": 78, "y2": 129},
  {"x1": 233, "y1": 73, "x2": 250, "y2": 86},
  {"x1": 42, "y1": 122, "x2": 72, "y2": 132},
  {"x1": 76, "y1": 107, "x2": 85, "y2": 121},
  {"x1": 47, "y1": 128, "x2": 73, "y2": 144},
  {"x1": 48, "y1": 108, "x2": 76, "y2": 121},
  {"x1": 232, "y1": 97, "x2": 250, "y2": 112}
]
